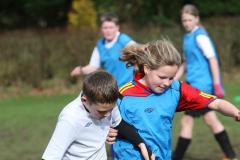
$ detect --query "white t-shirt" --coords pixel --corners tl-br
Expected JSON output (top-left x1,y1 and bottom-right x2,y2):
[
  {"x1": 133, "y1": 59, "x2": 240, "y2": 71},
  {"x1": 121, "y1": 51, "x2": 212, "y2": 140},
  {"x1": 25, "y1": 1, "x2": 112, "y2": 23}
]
[
  {"x1": 193, "y1": 26, "x2": 215, "y2": 58},
  {"x1": 89, "y1": 32, "x2": 135, "y2": 68},
  {"x1": 42, "y1": 96, "x2": 122, "y2": 160}
]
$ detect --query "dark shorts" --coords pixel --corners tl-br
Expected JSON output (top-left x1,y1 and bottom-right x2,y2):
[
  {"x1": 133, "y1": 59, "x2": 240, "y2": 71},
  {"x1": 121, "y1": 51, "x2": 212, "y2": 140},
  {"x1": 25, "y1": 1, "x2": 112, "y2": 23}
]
[{"x1": 184, "y1": 107, "x2": 213, "y2": 118}]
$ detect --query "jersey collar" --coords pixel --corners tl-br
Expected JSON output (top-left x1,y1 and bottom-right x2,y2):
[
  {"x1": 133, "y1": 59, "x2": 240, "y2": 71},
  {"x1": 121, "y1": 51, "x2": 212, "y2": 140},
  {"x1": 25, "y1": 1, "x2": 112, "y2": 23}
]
[{"x1": 119, "y1": 73, "x2": 152, "y2": 97}]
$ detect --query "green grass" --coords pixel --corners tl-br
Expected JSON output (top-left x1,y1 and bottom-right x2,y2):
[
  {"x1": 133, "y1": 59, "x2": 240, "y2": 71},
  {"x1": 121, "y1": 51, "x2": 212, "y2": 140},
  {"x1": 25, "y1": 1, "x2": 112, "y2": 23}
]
[
  {"x1": 0, "y1": 82, "x2": 239, "y2": 160},
  {"x1": 0, "y1": 94, "x2": 77, "y2": 160}
]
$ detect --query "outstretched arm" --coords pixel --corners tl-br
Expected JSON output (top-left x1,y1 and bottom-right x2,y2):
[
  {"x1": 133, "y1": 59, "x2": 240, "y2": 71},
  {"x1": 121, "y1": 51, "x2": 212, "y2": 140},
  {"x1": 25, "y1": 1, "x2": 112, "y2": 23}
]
[
  {"x1": 70, "y1": 65, "x2": 98, "y2": 76},
  {"x1": 70, "y1": 47, "x2": 100, "y2": 76},
  {"x1": 174, "y1": 63, "x2": 185, "y2": 80},
  {"x1": 208, "y1": 99, "x2": 240, "y2": 120}
]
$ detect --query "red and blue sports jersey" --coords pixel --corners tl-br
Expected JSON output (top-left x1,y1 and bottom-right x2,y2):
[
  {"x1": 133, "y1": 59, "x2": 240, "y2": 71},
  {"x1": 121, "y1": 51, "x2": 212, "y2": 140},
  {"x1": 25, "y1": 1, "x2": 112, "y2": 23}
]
[
  {"x1": 97, "y1": 33, "x2": 134, "y2": 87},
  {"x1": 113, "y1": 73, "x2": 216, "y2": 160}
]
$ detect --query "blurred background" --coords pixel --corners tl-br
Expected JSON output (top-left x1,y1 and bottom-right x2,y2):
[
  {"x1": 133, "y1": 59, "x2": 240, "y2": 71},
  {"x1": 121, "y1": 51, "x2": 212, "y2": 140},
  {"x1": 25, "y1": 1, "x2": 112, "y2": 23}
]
[
  {"x1": 1, "y1": 0, "x2": 240, "y2": 93},
  {"x1": 0, "y1": 0, "x2": 239, "y2": 159}
]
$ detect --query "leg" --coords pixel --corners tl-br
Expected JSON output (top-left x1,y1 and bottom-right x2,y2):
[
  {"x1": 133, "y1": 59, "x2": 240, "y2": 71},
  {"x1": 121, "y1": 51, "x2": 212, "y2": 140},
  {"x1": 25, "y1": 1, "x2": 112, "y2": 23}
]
[
  {"x1": 173, "y1": 114, "x2": 194, "y2": 160},
  {"x1": 180, "y1": 114, "x2": 194, "y2": 138},
  {"x1": 203, "y1": 111, "x2": 224, "y2": 133},
  {"x1": 203, "y1": 111, "x2": 236, "y2": 159}
]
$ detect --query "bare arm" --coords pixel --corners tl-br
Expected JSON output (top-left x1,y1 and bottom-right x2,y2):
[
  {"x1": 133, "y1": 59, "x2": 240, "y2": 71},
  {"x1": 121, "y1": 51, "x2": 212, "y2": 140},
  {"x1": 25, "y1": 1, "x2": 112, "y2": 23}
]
[
  {"x1": 174, "y1": 63, "x2": 185, "y2": 80},
  {"x1": 208, "y1": 57, "x2": 225, "y2": 98},
  {"x1": 70, "y1": 47, "x2": 100, "y2": 77},
  {"x1": 138, "y1": 143, "x2": 155, "y2": 160},
  {"x1": 70, "y1": 65, "x2": 98, "y2": 76},
  {"x1": 208, "y1": 57, "x2": 220, "y2": 84},
  {"x1": 197, "y1": 35, "x2": 224, "y2": 97},
  {"x1": 208, "y1": 99, "x2": 240, "y2": 120},
  {"x1": 197, "y1": 35, "x2": 220, "y2": 84}
]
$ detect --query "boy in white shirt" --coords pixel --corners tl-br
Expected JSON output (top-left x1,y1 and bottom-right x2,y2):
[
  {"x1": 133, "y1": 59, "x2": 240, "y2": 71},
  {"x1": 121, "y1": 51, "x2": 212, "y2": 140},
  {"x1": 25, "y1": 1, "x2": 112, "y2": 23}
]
[{"x1": 42, "y1": 71, "x2": 152, "y2": 160}]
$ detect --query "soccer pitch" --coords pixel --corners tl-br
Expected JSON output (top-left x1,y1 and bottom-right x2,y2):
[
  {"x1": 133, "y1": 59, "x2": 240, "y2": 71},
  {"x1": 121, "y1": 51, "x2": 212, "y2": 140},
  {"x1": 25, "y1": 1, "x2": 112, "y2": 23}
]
[{"x1": 0, "y1": 83, "x2": 239, "y2": 160}]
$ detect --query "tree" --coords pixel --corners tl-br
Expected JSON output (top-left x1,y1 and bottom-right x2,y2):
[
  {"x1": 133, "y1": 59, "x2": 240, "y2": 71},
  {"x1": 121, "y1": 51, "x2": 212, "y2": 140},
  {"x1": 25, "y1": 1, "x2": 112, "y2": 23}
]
[
  {"x1": 0, "y1": 0, "x2": 71, "y2": 29},
  {"x1": 68, "y1": 0, "x2": 97, "y2": 30}
]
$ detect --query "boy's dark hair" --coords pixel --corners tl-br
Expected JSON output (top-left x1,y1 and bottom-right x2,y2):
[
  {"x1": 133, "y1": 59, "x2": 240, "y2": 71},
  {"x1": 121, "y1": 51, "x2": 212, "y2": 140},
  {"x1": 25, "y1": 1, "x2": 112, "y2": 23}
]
[
  {"x1": 99, "y1": 13, "x2": 119, "y2": 25},
  {"x1": 82, "y1": 70, "x2": 119, "y2": 104}
]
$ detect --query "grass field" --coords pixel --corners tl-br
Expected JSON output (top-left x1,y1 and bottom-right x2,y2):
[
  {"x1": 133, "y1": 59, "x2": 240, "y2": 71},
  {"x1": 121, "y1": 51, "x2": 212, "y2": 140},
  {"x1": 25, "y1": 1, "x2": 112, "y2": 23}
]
[{"x1": 0, "y1": 83, "x2": 239, "y2": 160}]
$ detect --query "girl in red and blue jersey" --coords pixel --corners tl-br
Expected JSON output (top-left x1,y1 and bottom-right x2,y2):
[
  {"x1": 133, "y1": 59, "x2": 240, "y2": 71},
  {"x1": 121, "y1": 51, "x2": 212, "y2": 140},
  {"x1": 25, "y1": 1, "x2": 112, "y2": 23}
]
[
  {"x1": 173, "y1": 4, "x2": 237, "y2": 160},
  {"x1": 70, "y1": 13, "x2": 134, "y2": 87},
  {"x1": 111, "y1": 40, "x2": 240, "y2": 160}
]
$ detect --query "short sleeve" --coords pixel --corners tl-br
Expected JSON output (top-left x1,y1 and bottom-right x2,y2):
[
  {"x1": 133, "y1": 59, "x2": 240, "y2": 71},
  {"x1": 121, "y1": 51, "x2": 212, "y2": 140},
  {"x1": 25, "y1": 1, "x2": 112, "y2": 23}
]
[
  {"x1": 126, "y1": 40, "x2": 135, "y2": 46},
  {"x1": 176, "y1": 82, "x2": 216, "y2": 112},
  {"x1": 111, "y1": 106, "x2": 122, "y2": 127},
  {"x1": 196, "y1": 35, "x2": 215, "y2": 58},
  {"x1": 89, "y1": 47, "x2": 101, "y2": 68}
]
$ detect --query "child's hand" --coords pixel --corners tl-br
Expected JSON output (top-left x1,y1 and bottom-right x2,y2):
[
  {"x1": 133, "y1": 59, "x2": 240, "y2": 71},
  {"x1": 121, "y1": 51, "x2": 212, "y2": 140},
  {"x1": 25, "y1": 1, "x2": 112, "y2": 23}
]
[
  {"x1": 70, "y1": 66, "x2": 82, "y2": 77},
  {"x1": 235, "y1": 111, "x2": 240, "y2": 121},
  {"x1": 214, "y1": 84, "x2": 225, "y2": 98},
  {"x1": 150, "y1": 154, "x2": 155, "y2": 160},
  {"x1": 106, "y1": 128, "x2": 118, "y2": 144},
  {"x1": 138, "y1": 143, "x2": 155, "y2": 160}
]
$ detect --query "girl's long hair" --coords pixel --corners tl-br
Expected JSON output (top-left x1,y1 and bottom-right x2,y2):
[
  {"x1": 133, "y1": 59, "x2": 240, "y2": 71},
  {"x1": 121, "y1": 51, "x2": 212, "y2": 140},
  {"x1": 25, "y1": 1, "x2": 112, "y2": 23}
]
[{"x1": 120, "y1": 39, "x2": 182, "y2": 74}]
